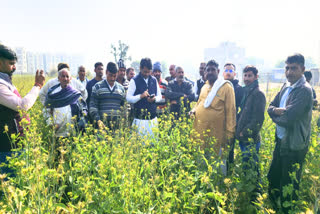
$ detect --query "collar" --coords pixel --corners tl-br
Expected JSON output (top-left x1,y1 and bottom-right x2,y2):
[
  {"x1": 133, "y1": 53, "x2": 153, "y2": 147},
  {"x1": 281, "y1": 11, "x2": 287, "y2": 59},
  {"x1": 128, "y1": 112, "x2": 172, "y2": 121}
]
[
  {"x1": 286, "y1": 76, "x2": 306, "y2": 89},
  {"x1": 0, "y1": 72, "x2": 12, "y2": 85},
  {"x1": 77, "y1": 77, "x2": 88, "y2": 82},
  {"x1": 106, "y1": 80, "x2": 116, "y2": 90}
]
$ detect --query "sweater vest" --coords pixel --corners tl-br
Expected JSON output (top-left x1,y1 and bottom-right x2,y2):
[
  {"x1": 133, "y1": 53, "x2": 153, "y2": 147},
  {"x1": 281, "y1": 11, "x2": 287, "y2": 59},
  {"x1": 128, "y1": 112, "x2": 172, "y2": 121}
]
[
  {"x1": 133, "y1": 74, "x2": 157, "y2": 119},
  {"x1": 0, "y1": 104, "x2": 20, "y2": 152}
]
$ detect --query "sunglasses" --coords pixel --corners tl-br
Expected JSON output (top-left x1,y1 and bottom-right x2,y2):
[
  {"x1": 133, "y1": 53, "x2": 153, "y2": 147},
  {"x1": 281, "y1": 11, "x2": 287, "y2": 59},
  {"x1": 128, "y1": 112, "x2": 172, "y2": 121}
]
[{"x1": 225, "y1": 69, "x2": 234, "y2": 73}]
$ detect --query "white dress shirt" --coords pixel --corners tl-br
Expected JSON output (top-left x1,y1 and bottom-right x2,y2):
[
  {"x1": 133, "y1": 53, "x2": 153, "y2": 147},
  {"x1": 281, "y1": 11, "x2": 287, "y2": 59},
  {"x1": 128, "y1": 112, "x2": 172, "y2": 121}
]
[{"x1": 194, "y1": 77, "x2": 205, "y2": 100}]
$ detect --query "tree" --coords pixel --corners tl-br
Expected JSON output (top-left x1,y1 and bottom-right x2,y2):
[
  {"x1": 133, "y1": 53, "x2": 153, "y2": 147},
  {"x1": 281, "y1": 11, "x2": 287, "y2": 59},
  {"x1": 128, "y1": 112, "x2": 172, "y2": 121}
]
[
  {"x1": 275, "y1": 57, "x2": 318, "y2": 69},
  {"x1": 275, "y1": 60, "x2": 285, "y2": 68},
  {"x1": 305, "y1": 57, "x2": 318, "y2": 69},
  {"x1": 110, "y1": 40, "x2": 132, "y2": 64},
  {"x1": 161, "y1": 61, "x2": 168, "y2": 78},
  {"x1": 131, "y1": 60, "x2": 140, "y2": 72}
]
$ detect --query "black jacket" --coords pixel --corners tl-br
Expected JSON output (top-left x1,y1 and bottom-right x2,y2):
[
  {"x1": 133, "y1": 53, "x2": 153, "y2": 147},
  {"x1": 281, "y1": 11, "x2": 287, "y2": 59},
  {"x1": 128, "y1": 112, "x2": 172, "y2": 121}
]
[
  {"x1": 236, "y1": 83, "x2": 266, "y2": 143},
  {"x1": 230, "y1": 79, "x2": 244, "y2": 114},
  {"x1": 165, "y1": 79, "x2": 195, "y2": 114},
  {"x1": 268, "y1": 76, "x2": 313, "y2": 154}
]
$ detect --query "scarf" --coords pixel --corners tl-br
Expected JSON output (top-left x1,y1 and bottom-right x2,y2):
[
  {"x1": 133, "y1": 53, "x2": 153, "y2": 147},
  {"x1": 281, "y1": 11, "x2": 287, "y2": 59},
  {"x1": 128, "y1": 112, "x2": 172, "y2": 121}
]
[
  {"x1": 45, "y1": 84, "x2": 81, "y2": 108},
  {"x1": 0, "y1": 72, "x2": 13, "y2": 85},
  {"x1": 204, "y1": 76, "x2": 233, "y2": 108},
  {"x1": 239, "y1": 80, "x2": 259, "y2": 110}
]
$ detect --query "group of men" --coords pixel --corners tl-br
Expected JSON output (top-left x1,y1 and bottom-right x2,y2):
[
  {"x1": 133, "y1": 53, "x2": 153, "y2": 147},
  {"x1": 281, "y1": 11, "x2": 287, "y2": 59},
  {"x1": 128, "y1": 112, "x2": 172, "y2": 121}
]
[{"x1": 0, "y1": 43, "x2": 314, "y2": 213}]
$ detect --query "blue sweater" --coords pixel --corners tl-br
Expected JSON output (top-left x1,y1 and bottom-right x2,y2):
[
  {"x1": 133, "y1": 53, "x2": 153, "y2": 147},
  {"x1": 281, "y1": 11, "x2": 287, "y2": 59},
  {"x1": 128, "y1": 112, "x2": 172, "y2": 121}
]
[{"x1": 89, "y1": 80, "x2": 125, "y2": 122}]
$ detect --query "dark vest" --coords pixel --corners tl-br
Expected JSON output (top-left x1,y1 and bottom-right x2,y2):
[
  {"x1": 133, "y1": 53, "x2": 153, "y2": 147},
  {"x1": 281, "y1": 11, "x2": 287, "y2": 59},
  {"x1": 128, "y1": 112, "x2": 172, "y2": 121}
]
[
  {"x1": 197, "y1": 79, "x2": 205, "y2": 96},
  {"x1": 133, "y1": 74, "x2": 158, "y2": 119},
  {"x1": 0, "y1": 104, "x2": 20, "y2": 152}
]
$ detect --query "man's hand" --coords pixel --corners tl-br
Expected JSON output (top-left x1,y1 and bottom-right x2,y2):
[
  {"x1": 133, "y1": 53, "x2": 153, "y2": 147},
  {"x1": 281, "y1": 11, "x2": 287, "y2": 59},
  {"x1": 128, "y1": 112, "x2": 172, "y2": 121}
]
[
  {"x1": 273, "y1": 107, "x2": 286, "y2": 116},
  {"x1": 147, "y1": 96, "x2": 156, "y2": 103},
  {"x1": 239, "y1": 132, "x2": 243, "y2": 137},
  {"x1": 189, "y1": 110, "x2": 195, "y2": 118},
  {"x1": 97, "y1": 120, "x2": 105, "y2": 130},
  {"x1": 34, "y1": 70, "x2": 45, "y2": 88},
  {"x1": 170, "y1": 100, "x2": 177, "y2": 105},
  {"x1": 140, "y1": 90, "x2": 149, "y2": 99}
]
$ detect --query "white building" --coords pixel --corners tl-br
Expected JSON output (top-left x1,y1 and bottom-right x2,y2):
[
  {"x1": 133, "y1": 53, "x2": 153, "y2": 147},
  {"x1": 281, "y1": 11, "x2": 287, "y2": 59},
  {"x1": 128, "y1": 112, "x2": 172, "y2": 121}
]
[
  {"x1": 204, "y1": 42, "x2": 246, "y2": 70},
  {"x1": 22, "y1": 48, "x2": 85, "y2": 76},
  {"x1": 15, "y1": 47, "x2": 28, "y2": 74},
  {"x1": 27, "y1": 52, "x2": 45, "y2": 74}
]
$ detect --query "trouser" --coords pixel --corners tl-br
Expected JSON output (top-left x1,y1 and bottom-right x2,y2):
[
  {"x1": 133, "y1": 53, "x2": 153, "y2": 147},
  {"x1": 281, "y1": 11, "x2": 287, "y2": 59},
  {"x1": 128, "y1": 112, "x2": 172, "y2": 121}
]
[
  {"x1": 101, "y1": 116, "x2": 121, "y2": 131},
  {"x1": 0, "y1": 151, "x2": 18, "y2": 179},
  {"x1": 204, "y1": 148, "x2": 227, "y2": 176},
  {"x1": 227, "y1": 138, "x2": 235, "y2": 175},
  {"x1": 239, "y1": 141, "x2": 261, "y2": 198},
  {"x1": 267, "y1": 138, "x2": 307, "y2": 213},
  {"x1": 239, "y1": 141, "x2": 261, "y2": 176}
]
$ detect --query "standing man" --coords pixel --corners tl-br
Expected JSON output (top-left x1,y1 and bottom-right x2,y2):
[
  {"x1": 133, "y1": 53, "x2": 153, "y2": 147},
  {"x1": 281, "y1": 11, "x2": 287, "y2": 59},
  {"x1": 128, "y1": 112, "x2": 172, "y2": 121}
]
[
  {"x1": 126, "y1": 58, "x2": 162, "y2": 137},
  {"x1": 236, "y1": 65, "x2": 266, "y2": 200},
  {"x1": 77, "y1": 66, "x2": 88, "y2": 88},
  {"x1": 165, "y1": 64, "x2": 176, "y2": 82},
  {"x1": 86, "y1": 62, "x2": 104, "y2": 108},
  {"x1": 223, "y1": 62, "x2": 244, "y2": 172},
  {"x1": 304, "y1": 71, "x2": 317, "y2": 107},
  {"x1": 90, "y1": 62, "x2": 126, "y2": 130},
  {"x1": 190, "y1": 59, "x2": 236, "y2": 175},
  {"x1": 126, "y1": 67, "x2": 136, "y2": 124},
  {"x1": 116, "y1": 59, "x2": 129, "y2": 90},
  {"x1": 194, "y1": 62, "x2": 206, "y2": 101},
  {"x1": 223, "y1": 63, "x2": 244, "y2": 114},
  {"x1": 0, "y1": 44, "x2": 45, "y2": 174},
  {"x1": 165, "y1": 66, "x2": 195, "y2": 119},
  {"x1": 126, "y1": 67, "x2": 136, "y2": 82},
  {"x1": 40, "y1": 63, "x2": 87, "y2": 105},
  {"x1": 152, "y1": 61, "x2": 168, "y2": 116},
  {"x1": 267, "y1": 54, "x2": 313, "y2": 213}
]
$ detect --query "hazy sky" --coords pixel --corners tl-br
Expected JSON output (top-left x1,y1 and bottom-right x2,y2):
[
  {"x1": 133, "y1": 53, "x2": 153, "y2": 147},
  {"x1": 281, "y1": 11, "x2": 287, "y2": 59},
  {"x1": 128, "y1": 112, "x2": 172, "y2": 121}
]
[{"x1": 1, "y1": 0, "x2": 319, "y2": 73}]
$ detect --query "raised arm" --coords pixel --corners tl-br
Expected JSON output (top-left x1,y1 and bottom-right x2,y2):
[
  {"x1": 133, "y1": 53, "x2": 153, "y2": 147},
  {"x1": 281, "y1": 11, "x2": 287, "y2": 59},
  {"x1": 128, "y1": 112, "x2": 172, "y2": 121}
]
[{"x1": 0, "y1": 70, "x2": 45, "y2": 111}]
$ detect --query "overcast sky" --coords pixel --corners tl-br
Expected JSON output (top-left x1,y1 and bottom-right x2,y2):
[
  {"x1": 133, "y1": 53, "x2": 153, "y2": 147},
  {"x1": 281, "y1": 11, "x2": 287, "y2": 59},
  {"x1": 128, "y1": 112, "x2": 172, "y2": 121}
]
[{"x1": 1, "y1": 0, "x2": 319, "y2": 73}]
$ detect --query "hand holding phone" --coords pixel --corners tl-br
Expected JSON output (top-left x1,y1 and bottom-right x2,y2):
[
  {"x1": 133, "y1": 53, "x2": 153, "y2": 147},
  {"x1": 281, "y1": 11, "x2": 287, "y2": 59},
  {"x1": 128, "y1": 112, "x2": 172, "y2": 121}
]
[
  {"x1": 147, "y1": 94, "x2": 156, "y2": 103},
  {"x1": 149, "y1": 94, "x2": 155, "y2": 98}
]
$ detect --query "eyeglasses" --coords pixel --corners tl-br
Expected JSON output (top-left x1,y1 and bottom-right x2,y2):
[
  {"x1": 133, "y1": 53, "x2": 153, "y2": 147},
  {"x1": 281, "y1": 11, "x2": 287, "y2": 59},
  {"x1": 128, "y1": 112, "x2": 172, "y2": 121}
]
[{"x1": 225, "y1": 69, "x2": 234, "y2": 73}]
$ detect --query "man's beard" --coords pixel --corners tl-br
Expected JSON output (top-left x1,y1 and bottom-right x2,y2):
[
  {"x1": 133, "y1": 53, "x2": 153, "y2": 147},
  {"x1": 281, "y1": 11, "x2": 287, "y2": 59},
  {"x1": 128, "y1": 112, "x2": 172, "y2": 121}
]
[
  {"x1": 9, "y1": 69, "x2": 15, "y2": 78},
  {"x1": 155, "y1": 75, "x2": 160, "y2": 82},
  {"x1": 207, "y1": 74, "x2": 217, "y2": 84}
]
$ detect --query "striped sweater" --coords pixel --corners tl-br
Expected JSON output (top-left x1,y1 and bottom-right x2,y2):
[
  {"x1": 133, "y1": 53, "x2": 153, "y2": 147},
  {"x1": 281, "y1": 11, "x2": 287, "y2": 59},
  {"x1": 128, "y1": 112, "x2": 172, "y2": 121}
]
[
  {"x1": 89, "y1": 80, "x2": 126, "y2": 122},
  {"x1": 156, "y1": 79, "x2": 168, "y2": 114}
]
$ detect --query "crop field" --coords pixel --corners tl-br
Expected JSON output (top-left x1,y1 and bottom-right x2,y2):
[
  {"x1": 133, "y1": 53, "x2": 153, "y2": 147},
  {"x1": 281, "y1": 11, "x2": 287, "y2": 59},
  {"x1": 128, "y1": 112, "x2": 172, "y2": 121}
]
[{"x1": 0, "y1": 75, "x2": 319, "y2": 213}]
